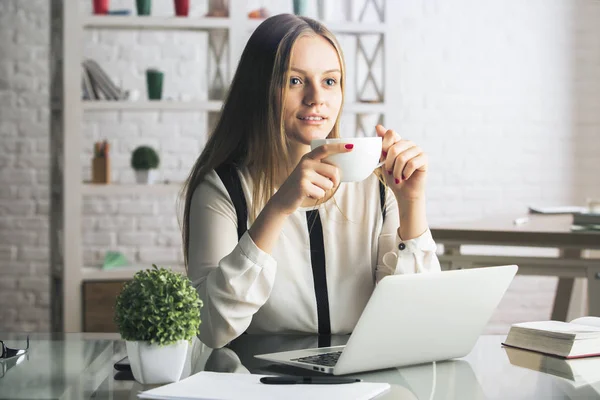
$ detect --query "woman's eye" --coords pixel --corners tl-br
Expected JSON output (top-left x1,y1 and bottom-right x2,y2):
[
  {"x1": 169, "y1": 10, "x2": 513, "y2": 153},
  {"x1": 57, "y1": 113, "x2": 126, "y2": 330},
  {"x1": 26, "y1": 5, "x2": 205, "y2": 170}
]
[
  {"x1": 325, "y1": 78, "x2": 336, "y2": 86},
  {"x1": 290, "y1": 77, "x2": 301, "y2": 85}
]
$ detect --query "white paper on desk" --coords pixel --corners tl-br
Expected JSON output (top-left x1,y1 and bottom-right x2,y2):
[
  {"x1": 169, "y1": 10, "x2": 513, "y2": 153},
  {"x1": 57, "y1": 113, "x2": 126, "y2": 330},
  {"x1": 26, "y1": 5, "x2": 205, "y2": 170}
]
[
  {"x1": 137, "y1": 371, "x2": 390, "y2": 400},
  {"x1": 528, "y1": 205, "x2": 587, "y2": 214}
]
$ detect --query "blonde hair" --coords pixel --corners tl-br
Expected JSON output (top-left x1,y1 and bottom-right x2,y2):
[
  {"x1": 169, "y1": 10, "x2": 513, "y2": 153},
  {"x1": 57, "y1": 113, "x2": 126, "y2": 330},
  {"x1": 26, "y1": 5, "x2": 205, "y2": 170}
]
[{"x1": 181, "y1": 14, "x2": 346, "y2": 267}]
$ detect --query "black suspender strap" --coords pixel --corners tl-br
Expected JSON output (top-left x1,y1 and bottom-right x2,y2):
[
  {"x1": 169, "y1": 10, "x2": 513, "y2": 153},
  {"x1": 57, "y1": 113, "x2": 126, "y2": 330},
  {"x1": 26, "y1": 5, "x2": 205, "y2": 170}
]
[
  {"x1": 214, "y1": 164, "x2": 384, "y2": 337},
  {"x1": 215, "y1": 166, "x2": 386, "y2": 238},
  {"x1": 306, "y1": 209, "x2": 331, "y2": 335},
  {"x1": 379, "y1": 180, "x2": 387, "y2": 221},
  {"x1": 215, "y1": 164, "x2": 248, "y2": 240}
]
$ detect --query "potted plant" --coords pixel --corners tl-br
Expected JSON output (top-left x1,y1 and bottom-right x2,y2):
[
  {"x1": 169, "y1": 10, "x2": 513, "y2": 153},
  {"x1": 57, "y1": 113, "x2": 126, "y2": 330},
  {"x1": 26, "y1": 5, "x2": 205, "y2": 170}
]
[
  {"x1": 131, "y1": 145, "x2": 160, "y2": 184},
  {"x1": 114, "y1": 265, "x2": 202, "y2": 384}
]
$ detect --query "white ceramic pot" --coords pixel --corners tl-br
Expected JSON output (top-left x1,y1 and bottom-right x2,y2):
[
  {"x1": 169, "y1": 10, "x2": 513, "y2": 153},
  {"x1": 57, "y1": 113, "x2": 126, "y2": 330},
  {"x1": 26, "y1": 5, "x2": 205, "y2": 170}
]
[
  {"x1": 134, "y1": 169, "x2": 157, "y2": 184},
  {"x1": 126, "y1": 340, "x2": 188, "y2": 384}
]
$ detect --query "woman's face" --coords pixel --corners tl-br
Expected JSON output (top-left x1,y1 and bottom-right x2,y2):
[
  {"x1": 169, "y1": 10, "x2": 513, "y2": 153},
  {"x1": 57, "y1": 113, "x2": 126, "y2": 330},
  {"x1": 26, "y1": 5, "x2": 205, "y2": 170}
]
[{"x1": 283, "y1": 35, "x2": 342, "y2": 146}]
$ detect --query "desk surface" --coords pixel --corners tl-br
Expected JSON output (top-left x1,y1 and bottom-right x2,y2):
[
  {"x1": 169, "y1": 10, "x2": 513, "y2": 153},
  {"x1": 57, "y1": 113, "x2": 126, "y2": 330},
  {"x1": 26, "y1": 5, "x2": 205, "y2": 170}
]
[
  {"x1": 431, "y1": 214, "x2": 600, "y2": 247},
  {"x1": 0, "y1": 332, "x2": 599, "y2": 399}
]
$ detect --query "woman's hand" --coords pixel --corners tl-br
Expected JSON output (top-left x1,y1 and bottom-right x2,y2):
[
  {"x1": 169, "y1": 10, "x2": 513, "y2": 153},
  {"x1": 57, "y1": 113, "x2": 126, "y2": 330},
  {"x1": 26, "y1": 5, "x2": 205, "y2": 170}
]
[
  {"x1": 376, "y1": 124, "x2": 428, "y2": 202},
  {"x1": 269, "y1": 143, "x2": 352, "y2": 215}
]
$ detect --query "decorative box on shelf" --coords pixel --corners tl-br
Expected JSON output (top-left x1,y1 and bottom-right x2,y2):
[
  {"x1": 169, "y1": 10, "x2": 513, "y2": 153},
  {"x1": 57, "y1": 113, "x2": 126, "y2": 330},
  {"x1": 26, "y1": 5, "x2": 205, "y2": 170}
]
[{"x1": 92, "y1": 140, "x2": 111, "y2": 184}]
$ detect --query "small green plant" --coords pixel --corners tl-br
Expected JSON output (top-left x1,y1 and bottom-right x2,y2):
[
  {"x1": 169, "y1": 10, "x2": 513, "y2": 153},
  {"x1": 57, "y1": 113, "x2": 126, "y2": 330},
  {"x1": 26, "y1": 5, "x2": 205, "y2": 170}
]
[
  {"x1": 131, "y1": 146, "x2": 160, "y2": 170},
  {"x1": 114, "y1": 264, "x2": 202, "y2": 346}
]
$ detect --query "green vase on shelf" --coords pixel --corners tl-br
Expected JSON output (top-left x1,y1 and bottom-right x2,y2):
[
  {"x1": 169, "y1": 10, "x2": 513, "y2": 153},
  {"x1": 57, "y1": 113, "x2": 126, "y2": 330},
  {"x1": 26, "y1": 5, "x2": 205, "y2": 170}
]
[
  {"x1": 136, "y1": 0, "x2": 151, "y2": 15},
  {"x1": 146, "y1": 69, "x2": 163, "y2": 100},
  {"x1": 293, "y1": 0, "x2": 308, "y2": 16}
]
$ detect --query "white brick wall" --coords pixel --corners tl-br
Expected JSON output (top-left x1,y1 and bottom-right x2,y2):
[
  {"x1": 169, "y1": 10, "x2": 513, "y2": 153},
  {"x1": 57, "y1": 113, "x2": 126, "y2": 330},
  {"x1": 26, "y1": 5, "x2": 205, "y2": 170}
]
[
  {"x1": 2, "y1": 0, "x2": 599, "y2": 333},
  {"x1": 0, "y1": 0, "x2": 51, "y2": 332}
]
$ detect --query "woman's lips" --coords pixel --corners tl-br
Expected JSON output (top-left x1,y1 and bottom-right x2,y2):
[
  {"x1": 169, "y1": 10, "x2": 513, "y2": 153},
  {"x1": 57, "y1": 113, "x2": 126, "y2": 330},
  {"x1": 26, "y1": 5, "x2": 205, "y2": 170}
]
[{"x1": 297, "y1": 115, "x2": 327, "y2": 125}]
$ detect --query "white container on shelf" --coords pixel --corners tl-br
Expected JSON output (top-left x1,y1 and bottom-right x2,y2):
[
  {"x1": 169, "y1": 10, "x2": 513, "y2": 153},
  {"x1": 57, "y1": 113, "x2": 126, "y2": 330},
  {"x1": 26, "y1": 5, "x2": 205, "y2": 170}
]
[{"x1": 135, "y1": 169, "x2": 158, "y2": 184}]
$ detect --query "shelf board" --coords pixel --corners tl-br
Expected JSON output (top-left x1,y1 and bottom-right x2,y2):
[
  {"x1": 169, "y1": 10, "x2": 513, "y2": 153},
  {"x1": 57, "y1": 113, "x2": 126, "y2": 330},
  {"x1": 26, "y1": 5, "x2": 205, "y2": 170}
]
[
  {"x1": 328, "y1": 22, "x2": 387, "y2": 34},
  {"x1": 82, "y1": 101, "x2": 384, "y2": 113},
  {"x1": 246, "y1": 19, "x2": 387, "y2": 34},
  {"x1": 82, "y1": 183, "x2": 183, "y2": 196},
  {"x1": 84, "y1": 16, "x2": 387, "y2": 33},
  {"x1": 344, "y1": 102, "x2": 387, "y2": 113},
  {"x1": 83, "y1": 16, "x2": 231, "y2": 30},
  {"x1": 82, "y1": 265, "x2": 186, "y2": 281},
  {"x1": 82, "y1": 100, "x2": 223, "y2": 112}
]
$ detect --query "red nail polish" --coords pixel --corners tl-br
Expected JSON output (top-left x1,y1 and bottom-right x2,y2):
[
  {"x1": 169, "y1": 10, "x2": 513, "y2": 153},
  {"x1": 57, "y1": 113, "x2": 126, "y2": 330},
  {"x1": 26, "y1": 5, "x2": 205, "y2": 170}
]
[
  {"x1": 387, "y1": 170, "x2": 392, "y2": 175},
  {"x1": 395, "y1": 178, "x2": 400, "y2": 184},
  {"x1": 382, "y1": 151, "x2": 387, "y2": 157},
  {"x1": 345, "y1": 144, "x2": 354, "y2": 150}
]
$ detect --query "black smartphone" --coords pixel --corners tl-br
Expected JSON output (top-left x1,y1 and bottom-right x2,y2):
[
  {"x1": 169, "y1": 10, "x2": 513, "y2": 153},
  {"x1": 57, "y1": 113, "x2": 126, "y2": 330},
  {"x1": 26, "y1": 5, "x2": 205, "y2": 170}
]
[
  {"x1": 113, "y1": 356, "x2": 134, "y2": 380},
  {"x1": 113, "y1": 356, "x2": 131, "y2": 372}
]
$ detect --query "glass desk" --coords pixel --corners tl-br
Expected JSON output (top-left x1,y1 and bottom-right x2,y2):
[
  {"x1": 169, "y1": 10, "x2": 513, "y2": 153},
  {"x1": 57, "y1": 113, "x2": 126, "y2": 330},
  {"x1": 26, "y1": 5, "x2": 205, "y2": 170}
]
[{"x1": 1, "y1": 332, "x2": 599, "y2": 399}]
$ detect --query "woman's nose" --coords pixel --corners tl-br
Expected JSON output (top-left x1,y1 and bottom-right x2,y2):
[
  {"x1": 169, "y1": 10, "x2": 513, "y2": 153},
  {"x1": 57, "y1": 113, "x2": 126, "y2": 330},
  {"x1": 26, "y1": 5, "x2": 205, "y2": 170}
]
[{"x1": 303, "y1": 84, "x2": 325, "y2": 107}]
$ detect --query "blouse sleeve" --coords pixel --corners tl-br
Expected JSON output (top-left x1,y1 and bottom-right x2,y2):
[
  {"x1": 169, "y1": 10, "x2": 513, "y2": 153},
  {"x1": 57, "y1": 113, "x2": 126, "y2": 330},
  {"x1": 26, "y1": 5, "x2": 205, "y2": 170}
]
[
  {"x1": 375, "y1": 187, "x2": 441, "y2": 282},
  {"x1": 186, "y1": 170, "x2": 277, "y2": 348}
]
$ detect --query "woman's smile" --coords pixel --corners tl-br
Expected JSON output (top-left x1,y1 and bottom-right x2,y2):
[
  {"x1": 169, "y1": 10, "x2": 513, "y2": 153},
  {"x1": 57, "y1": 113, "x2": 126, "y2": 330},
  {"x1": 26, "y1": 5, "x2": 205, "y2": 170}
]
[{"x1": 297, "y1": 113, "x2": 327, "y2": 125}]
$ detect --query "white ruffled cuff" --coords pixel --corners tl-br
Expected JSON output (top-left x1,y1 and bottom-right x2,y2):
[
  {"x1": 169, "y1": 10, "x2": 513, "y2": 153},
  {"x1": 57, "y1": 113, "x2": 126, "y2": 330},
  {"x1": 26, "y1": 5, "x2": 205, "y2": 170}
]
[{"x1": 382, "y1": 228, "x2": 438, "y2": 274}]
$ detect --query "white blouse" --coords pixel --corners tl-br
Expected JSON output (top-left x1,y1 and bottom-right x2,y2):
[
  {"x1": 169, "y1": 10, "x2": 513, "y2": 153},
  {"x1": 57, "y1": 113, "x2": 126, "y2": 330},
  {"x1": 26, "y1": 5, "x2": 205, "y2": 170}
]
[{"x1": 187, "y1": 168, "x2": 441, "y2": 348}]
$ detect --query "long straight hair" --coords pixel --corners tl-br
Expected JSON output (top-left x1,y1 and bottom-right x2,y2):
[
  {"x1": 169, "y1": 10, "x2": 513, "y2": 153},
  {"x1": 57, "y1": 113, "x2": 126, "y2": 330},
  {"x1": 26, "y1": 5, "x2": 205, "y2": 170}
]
[{"x1": 180, "y1": 14, "x2": 346, "y2": 267}]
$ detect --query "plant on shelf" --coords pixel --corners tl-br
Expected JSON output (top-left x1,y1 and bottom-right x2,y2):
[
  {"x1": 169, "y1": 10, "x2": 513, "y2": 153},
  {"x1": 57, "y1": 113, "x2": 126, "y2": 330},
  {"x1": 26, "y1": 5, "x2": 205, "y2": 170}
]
[
  {"x1": 131, "y1": 145, "x2": 160, "y2": 184},
  {"x1": 114, "y1": 264, "x2": 202, "y2": 384}
]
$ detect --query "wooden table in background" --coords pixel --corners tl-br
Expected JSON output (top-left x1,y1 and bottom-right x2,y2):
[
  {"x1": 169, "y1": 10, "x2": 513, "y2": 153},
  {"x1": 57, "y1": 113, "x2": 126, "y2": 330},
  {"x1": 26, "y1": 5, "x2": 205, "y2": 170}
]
[{"x1": 431, "y1": 214, "x2": 600, "y2": 320}]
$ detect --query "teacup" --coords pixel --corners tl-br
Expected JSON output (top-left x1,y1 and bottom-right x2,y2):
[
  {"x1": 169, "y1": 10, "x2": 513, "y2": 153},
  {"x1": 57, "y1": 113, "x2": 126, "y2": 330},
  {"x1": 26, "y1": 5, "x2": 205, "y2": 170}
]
[{"x1": 310, "y1": 137, "x2": 383, "y2": 182}]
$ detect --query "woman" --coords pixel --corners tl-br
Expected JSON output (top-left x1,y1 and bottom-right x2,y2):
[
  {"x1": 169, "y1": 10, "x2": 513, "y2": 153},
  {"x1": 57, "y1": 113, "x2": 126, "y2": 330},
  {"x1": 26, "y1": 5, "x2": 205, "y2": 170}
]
[{"x1": 182, "y1": 14, "x2": 440, "y2": 349}]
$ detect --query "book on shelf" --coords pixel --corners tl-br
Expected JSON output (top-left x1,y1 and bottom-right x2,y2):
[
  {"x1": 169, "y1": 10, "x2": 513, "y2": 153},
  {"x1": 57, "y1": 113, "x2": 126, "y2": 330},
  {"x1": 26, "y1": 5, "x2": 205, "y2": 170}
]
[
  {"x1": 81, "y1": 59, "x2": 129, "y2": 101},
  {"x1": 504, "y1": 346, "x2": 600, "y2": 387},
  {"x1": 503, "y1": 319, "x2": 600, "y2": 359},
  {"x1": 81, "y1": 64, "x2": 97, "y2": 100}
]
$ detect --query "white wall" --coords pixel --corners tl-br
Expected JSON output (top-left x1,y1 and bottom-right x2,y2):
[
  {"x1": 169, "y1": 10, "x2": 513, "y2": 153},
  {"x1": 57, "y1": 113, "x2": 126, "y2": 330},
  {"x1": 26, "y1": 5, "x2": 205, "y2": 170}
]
[
  {"x1": 388, "y1": 0, "x2": 600, "y2": 222},
  {"x1": 387, "y1": 0, "x2": 600, "y2": 330},
  {"x1": 1, "y1": 0, "x2": 599, "y2": 332}
]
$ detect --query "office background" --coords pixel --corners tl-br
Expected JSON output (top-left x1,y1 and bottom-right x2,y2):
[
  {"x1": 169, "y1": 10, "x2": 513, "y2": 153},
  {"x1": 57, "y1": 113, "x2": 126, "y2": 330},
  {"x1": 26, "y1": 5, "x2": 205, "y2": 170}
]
[{"x1": 1, "y1": 0, "x2": 599, "y2": 333}]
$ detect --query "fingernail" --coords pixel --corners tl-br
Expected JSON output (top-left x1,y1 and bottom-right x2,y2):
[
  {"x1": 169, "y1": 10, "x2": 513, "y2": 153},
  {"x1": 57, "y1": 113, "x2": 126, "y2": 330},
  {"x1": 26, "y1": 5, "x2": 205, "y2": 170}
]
[
  {"x1": 345, "y1": 144, "x2": 354, "y2": 150},
  {"x1": 395, "y1": 178, "x2": 400, "y2": 184},
  {"x1": 382, "y1": 151, "x2": 387, "y2": 157},
  {"x1": 387, "y1": 170, "x2": 392, "y2": 175}
]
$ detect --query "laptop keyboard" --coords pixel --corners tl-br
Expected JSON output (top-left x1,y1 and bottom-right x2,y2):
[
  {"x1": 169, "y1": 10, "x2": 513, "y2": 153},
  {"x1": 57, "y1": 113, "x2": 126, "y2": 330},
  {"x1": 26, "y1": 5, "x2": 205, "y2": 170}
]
[{"x1": 291, "y1": 351, "x2": 342, "y2": 367}]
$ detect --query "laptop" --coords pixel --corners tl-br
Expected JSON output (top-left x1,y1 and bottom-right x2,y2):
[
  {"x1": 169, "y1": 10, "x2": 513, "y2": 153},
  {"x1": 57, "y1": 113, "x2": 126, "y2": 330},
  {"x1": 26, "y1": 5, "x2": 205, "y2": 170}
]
[{"x1": 255, "y1": 265, "x2": 518, "y2": 375}]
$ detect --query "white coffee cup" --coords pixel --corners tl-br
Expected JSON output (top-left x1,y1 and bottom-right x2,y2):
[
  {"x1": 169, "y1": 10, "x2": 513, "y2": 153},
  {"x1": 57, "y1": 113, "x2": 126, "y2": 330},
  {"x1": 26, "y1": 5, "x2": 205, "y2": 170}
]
[{"x1": 310, "y1": 137, "x2": 383, "y2": 182}]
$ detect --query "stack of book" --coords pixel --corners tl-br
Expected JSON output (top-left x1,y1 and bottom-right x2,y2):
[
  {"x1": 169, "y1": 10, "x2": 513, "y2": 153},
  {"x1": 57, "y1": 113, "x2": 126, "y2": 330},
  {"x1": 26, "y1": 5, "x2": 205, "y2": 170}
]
[
  {"x1": 503, "y1": 319, "x2": 600, "y2": 386},
  {"x1": 81, "y1": 59, "x2": 129, "y2": 101},
  {"x1": 572, "y1": 212, "x2": 600, "y2": 231},
  {"x1": 503, "y1": 320, "x2": 600, "y2": 359}
]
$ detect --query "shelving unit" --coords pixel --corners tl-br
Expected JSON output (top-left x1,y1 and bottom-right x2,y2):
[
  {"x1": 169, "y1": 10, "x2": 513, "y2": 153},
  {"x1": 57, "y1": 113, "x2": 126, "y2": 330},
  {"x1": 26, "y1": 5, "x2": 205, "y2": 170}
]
[{"x1": 50, "y1": 0, "x2": 390, "y2": 332}]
